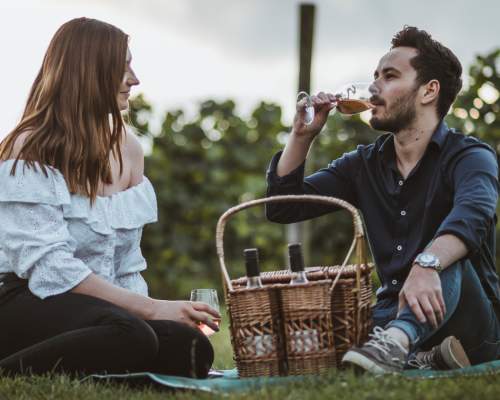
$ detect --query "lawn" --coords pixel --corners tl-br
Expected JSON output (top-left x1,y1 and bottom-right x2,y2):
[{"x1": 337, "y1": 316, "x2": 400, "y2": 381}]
[{"x1": 1, "y1": 316, "x2": 499, "y2": 400}]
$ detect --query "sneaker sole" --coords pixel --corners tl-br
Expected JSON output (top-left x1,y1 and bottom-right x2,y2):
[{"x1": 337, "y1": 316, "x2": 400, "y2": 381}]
[
  {"x1": 441, "y1": 336, "x2": 471, "y2": 369},
  {"x1": 341, "y1": 350, "x2": 390, "y2": 375}
]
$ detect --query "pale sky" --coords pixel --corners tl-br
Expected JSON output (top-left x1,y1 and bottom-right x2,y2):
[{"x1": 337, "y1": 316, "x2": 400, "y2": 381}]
[{"x1": 1, "y1": 0, "x2": 499, "y2": 140}]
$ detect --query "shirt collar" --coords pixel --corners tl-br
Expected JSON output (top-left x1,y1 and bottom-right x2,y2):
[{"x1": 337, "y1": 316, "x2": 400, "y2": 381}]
[
  {"x1": 378, "y1": 120, "x2": 449, "y2": 160},
  {"x1": 430, "y1": 120, "x2": 449, "y2": 149}
]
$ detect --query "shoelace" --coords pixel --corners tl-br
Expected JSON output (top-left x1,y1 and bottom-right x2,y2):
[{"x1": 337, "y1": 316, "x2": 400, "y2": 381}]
[
  {"x1": 407, "y1": 356, "x2": 432, "y2": 370},
  {"x1": 407, "y1": 346, "x2": 445, "y2": 370},
  {"x1": 364, "y1": 326, "x2": 406, "y2": 359}
]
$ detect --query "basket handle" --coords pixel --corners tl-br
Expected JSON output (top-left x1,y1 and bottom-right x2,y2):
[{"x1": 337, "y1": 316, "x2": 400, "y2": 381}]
[{"x1": 215, "y1": 195, "x2": 368, "y2": 291}]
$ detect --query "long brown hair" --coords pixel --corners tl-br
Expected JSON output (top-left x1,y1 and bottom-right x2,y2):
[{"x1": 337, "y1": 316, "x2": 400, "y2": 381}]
[{"x1": 0, "y1": 17, "x2": 128, "y2": 204}]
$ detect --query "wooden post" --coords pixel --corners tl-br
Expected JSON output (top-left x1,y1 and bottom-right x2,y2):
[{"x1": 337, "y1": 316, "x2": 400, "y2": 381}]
[
  {"x1": 298, "y1": 4, "x2": 315, "y2": 96},
  {"x1": 286, "y1": 3, "x2": 315, "y2": 262}
]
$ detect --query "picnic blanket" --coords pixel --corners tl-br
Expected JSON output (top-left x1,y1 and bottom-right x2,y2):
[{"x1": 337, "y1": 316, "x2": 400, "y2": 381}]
[{"x1": 88, "y1": 360, "x2": 500, "y2": 394}]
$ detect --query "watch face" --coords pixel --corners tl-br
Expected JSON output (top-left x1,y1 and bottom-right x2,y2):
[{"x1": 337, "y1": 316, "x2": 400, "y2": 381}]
[
  {"x1": 421, "y1": 254, "x2": 434, "y2": 263},
  {"x1": 416, "y1": 253, "x2": 440, "y2": 268}
]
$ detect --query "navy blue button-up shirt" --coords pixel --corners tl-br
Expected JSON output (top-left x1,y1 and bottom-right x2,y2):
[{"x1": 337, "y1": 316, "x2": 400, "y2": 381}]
[{"x1": 266, "y1": 122, "x2": 500, "y2": 309}]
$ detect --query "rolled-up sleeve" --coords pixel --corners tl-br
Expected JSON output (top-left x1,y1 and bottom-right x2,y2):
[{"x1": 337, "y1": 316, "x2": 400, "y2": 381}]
[
  {"x1": 0, "y1": 202, "x2": 92, "y2": 299},
  {"x1": 435, "y1": 147, "x2": 499, "y2": 254},
  {"x1": 266, "y1": 150, "x2": 358, "y2": 223}
]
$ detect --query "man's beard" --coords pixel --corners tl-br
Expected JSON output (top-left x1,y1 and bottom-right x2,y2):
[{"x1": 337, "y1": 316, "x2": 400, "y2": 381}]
[{"x1": 369, "y1": 88, "x2": 418, "y2": 133}]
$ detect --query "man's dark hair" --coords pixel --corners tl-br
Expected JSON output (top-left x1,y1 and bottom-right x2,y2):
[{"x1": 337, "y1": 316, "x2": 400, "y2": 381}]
[{"x1": 391, "y1": 26, "x2": 462, "y2": 120}]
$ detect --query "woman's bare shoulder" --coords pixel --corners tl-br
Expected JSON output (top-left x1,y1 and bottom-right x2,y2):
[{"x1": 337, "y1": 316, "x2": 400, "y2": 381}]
[
  {"x1": 123, "y1": 128, "x2": 144, "y2": 185},
  {"x1": 123, "y1": 129, "x2": 144, "y2": 159}
]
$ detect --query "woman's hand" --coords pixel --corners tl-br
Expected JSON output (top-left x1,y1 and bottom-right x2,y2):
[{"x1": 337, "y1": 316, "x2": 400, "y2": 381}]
[
  {"x1": 149, "y1": 300, "x2": 221, "y2": 331},
  {"x1": 293, "y1": 92, "x2": 338, "y2": 139}
]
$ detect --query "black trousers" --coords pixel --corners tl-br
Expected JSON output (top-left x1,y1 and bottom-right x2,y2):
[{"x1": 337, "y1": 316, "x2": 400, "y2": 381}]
[{"x1": 0, "y1": 275, "x2": 214, "y2": 378}]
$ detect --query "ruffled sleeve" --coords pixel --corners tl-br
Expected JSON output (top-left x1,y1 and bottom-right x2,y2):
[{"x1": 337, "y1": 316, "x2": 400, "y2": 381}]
[
  {"x1": 0, "y1": 160, "x2": 92, "y2": 298},
  {"x1": 115, "y1": 271, "x2": 149, "y2": 296},
  {"x1": 112, "y1": 178, "x2": 157, "y2": 296}
]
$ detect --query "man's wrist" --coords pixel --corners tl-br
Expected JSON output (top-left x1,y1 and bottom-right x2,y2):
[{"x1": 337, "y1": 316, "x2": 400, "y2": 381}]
[
  {"x1": 289, "y1": 129, "x2": 316, "y2": 145},
  {"x1": 413, "y1": 252, "x2": 443, "y2": 272}
]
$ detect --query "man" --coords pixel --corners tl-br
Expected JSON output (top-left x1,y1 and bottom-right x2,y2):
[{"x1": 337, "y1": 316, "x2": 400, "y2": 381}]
[{"x1": 266, "y1": 26, "x2": 500, "y2": 373}]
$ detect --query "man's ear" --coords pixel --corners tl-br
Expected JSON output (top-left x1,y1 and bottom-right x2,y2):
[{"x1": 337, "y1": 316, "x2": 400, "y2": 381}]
[{"x1": 421, "y1": 79, "x2": 440, "y2": 105}]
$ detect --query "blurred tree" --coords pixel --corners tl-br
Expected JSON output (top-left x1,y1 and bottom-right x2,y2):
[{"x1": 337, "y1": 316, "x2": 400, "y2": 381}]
[
  {"x1": 130, "y1": 48, "x2": 499, "y2": 300},
  {"x1": 446, "y1": 49, "x2": 500, "y2": 149},
  {"x1": 136, "y1": 100, "x2": 289, "y2": 298}
]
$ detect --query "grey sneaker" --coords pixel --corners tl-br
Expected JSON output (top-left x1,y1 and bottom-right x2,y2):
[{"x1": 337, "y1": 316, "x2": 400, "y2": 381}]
[
  {"x1": 341, "y1": 326, "x2": 408, "y2": 374},
  {"x1": 407, "y1": 336, "x2": 470, "y2": 370}
]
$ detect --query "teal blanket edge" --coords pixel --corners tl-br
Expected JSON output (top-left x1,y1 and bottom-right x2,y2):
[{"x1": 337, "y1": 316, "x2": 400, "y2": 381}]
[{"x1": 88, "y1": 360, "x2": 500, "y2": 394}]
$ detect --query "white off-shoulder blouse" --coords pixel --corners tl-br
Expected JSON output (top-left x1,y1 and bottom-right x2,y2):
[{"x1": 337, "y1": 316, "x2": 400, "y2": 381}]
[{"x1": 0, "y1": 159, "x2": 158, "y2": 299}]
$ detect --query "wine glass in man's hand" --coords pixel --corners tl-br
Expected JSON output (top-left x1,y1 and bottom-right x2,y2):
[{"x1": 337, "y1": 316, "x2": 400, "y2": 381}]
[{"x1": 297, "y1": 82, "x2": 374, "y2": 125}]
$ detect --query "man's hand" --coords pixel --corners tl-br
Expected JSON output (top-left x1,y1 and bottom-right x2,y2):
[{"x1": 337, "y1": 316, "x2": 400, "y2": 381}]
[
  {"x1": 293, "y1": 92, "x2": 338, "y2": 139},
  {"x1": 398, "y1": 264, "x2": 446, "y2": 329},
  {"x1": 276, "y1": 91, "x2": 338, "y2": 177}
]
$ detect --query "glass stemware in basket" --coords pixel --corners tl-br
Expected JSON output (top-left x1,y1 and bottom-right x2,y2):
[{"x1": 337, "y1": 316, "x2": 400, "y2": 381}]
[
  {"x1": 297, "y1": 82, "x2": 374, "y2": 125},
  {"x1": 190, "y1": 288, "x2": 221, "y2": 336}
]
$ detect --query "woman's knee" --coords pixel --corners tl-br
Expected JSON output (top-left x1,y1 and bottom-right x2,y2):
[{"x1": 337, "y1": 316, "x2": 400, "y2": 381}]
[
  {"x1": 169, "y1": 322, "x2": 214, "y2": 378},
  {"x1": 97, "y1": 307, "x2": 159, "y2": 368},
  {"x1": 190, "y1": 327, "x2": 214, "y2": 377},
  {"x1": 148, "y1": 320, "x2": 214, "y2": 378}
]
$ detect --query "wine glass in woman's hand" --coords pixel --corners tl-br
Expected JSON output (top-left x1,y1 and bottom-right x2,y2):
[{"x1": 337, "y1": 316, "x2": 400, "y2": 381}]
[{"x1": 190, "y1": 289, "x2": 221, "y2": 336}]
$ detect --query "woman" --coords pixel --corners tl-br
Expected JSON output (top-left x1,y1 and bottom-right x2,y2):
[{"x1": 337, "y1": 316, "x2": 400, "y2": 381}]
[{"x1": 0, "y1": 17, "x2": 219, "y2": 378}]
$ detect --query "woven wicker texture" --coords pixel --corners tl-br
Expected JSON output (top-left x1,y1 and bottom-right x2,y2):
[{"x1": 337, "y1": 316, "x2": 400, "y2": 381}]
[
  {"x1": 280, "y1": 281, "x2": 336, "y2": 374},
  {"x1": 227, "y1": 287, "x2": 284, "y2": 376},
  {"x1": 216, "y1": 195, "x2": 373, "y2": 377}
]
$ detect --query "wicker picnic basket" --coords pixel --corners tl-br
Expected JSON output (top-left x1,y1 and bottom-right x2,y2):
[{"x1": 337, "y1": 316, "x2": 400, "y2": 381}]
[{"x1": 216, "y1": 195, "x2": 373, "y2": 377}]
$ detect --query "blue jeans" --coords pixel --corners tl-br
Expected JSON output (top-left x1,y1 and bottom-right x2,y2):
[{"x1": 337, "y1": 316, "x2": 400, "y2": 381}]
[{"x1": 373, "y1": 260, "x2": 500, "y2": 365}]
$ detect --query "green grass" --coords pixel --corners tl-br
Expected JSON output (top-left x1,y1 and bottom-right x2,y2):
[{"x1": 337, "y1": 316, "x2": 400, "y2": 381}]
[
  {"x1": 1, "y1": 316, "x2": 499, "y2": 399},
  {"x1": 209, "y1": 312, "x2": 235, "y2": 370},
  {"x1": 1, "y1": 364, "x2": 499, "y2": 400}
]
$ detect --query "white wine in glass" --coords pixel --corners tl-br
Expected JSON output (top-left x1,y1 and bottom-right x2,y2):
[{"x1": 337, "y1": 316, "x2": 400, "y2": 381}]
[
  {"x1": 297, "y1": 82, "x2": 374, "y2": 125},
  {"x1": 190, "y1": 288, "x2": 221, "y2": 336}
]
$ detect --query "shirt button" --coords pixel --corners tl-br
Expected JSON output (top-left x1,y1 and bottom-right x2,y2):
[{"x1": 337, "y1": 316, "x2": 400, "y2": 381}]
[
  {"x1": 392, "y1": 279, "x2": 398, "y2": 285},
  {"x1": 400, "y1": 210, "x2": 406, "y2": 216},
  {"x1": 396, "y1": 245, "x2": 403, "y2": 251},
  {"x1": 398, "y1": 180, "x2": 404, "y2": 186}
]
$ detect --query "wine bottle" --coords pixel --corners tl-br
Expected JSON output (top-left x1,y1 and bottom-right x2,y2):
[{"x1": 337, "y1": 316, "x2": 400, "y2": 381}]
[
  {"x1": 244, "y1": 248, "x2": 263, "y2": 289},
  {"x1": 287, "y1": 243, "x2": 320, "y2": 353},
  {"x1": 288, "y1": 243, "x2": 308, "y2": 285},
  {"x1": 242, "y1": 248, "x2": 272, "y2": 356}
]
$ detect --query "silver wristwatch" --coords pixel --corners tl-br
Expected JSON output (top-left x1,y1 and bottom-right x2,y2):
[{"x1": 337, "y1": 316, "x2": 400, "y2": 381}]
[{"x1": 414, "y1": 252, "x2": 442, "y2": 272}]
